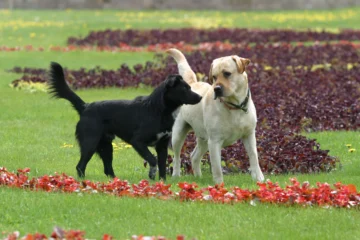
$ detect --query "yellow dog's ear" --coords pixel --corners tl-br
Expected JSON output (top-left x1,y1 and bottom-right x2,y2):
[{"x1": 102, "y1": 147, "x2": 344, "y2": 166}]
[
  {"x1": 208, "y1": 63, "x2": 214, "y2": 84},
  {"x1": 232, "y1": 56, "x2": 250, "y2": 74}
]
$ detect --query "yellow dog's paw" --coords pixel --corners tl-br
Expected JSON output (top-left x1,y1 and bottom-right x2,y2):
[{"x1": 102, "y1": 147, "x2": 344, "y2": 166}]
[{"x1": 250, "y1": 167, "x2": 265, "y2": 182}]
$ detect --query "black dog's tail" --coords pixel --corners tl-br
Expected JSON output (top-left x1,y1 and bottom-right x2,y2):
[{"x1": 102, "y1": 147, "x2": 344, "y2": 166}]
[{"x1": 48, "y1": 62, "x2": 86, "y2": 115}]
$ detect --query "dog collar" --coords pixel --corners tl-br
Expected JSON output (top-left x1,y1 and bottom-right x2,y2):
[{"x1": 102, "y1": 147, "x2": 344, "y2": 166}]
[{"x1": 220, "y1": 88, "x2": 250, "y2": 112}]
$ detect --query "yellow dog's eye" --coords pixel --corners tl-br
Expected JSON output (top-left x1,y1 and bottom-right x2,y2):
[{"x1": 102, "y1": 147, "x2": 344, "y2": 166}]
[
  {"x1": 223, "y1": 71, "x2": 231, "y2": 78},
  {"x1": 212, "y1": 76, "x2": 217, "y2": 80}
]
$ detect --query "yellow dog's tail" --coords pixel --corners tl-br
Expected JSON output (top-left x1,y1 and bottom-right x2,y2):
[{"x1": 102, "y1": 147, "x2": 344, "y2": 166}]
[{"x1": 166, "y1": 48, "x2": 197, "y2": 84}]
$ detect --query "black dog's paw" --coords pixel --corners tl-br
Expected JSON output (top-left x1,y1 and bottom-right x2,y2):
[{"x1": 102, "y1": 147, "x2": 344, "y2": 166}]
[
  {"x1": 106, "y1": 173, "x2": 116, "y2": 178},
  {"x1": 148, "y1": 166, "x2": 157, "y2": 180},
  {"x1": 76, "y1": 167, "x2": 85, "y2": 178}
]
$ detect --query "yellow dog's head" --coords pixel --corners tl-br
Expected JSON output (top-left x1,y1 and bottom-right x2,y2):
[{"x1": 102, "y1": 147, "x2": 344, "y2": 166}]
[{"x1": 209, "y1": 55, "x2": 250, "y2": 100}]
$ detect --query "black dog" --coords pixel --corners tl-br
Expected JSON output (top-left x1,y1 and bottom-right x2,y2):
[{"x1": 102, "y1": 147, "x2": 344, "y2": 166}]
[{"x1": 48, "y1": 62, "x2": 202, "y2": 180}]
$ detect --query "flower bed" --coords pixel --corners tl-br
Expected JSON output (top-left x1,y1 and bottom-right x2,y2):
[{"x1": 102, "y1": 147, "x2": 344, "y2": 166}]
[
  {"x1": 67, "y1": 28, "x2": 360, "y2": 47},
  {"x1": 2, "y1": 41, "x2": 359, "y2": 53},
  {"x1": 2, "y1": 226, "x2": 182, "y2": 240},
  {"x1": 1, "y1": 167, "x2": 359, "y2": 209}
]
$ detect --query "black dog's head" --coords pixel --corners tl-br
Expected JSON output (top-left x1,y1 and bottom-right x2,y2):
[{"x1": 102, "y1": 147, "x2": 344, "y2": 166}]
[{"x1": 164, "y1": 74, "x2": 202, "y2": 106}]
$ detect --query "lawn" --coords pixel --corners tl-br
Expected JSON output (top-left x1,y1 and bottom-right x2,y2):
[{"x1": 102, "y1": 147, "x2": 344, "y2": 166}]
[
  {"x1": 1, "y1": 8, "x2": 360, "y2": 47},
  {"x1": 0, "y1": 8, "x2": 360, "y2": 240}
]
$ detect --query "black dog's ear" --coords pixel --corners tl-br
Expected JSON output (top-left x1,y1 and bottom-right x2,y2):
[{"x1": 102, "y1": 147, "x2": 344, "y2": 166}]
[{"x1": 166, "y1": 75, "x2": 182, "y2": 88}]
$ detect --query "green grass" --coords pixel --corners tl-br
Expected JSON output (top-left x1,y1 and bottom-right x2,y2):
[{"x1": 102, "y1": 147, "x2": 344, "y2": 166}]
[
  {"x1": 1, "y1": 71, "x2": 359, "y2": 239},
  {"x1": 1, "y1": 8, "x2": 360, "y2": 240},
  {"x1": 1, "y1": 8, "x2": 360, "y2": 47},
  {"x1": 0, "y1": 51, "x2": 156, "y2": 70},
  {"x1": 1, "y1": 187, "x2": 360, "y2": 240}
]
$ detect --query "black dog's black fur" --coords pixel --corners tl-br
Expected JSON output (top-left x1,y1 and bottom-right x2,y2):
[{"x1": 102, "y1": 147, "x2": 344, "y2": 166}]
[{"x1": 48, "y1": 62, "x2": 202, "y2": 180}]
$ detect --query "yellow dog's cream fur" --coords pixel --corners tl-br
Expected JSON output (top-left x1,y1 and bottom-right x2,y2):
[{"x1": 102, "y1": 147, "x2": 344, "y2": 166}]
[{"x1": 167, "y1": 48, "x2": 264, "y2": 183}]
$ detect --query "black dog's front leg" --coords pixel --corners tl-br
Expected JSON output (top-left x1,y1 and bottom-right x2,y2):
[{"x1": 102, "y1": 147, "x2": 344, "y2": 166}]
[
  {"x1": 131, "y1": 141, "x2": 158, "y2": 180},
  {"x1": 155, "y1": 137, "x2": 170, "y2": 180}
]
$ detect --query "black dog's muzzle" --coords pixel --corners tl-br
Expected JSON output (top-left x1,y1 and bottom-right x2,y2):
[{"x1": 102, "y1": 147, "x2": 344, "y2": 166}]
[{"x1": 214, "y1": 85, "x2": 223, "y2": 100}]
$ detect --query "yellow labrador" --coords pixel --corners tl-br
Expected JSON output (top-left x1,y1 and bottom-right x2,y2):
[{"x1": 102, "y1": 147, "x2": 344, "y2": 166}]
[{"x1": 167, "y1": 48, "x2": 264, "y2": 183}]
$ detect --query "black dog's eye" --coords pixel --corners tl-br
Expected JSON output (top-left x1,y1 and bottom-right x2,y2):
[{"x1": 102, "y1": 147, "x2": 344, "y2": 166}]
[{"x1": 223, "y1": 71, "x2": 231, "y2": 78}]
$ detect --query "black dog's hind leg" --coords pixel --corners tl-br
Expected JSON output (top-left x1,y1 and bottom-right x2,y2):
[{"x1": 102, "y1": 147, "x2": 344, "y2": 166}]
[
  {"x1": 97, "y1": 137, "x2": 115, "y2": 178},
  {"x1": 131, "y1": 140, "x2": 158, "y2": 180},
  {"x1": 76, "y1": 138, "x2": 99, "y2": 178},
  {"x1": 156, "y1": 137, "x2": 170, "y2": 180},
  {"x1": 75, "y1": 120, "x2": 102, "y2": 178}
]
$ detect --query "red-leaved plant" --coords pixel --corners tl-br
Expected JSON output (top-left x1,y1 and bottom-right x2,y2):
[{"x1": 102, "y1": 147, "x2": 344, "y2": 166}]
[
  {"x1": 1, "y1": 167, "x2": 359, "y2": 209},
  {"x1": 2, "y1": 226, "x2": 186, "y2": 240}
]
